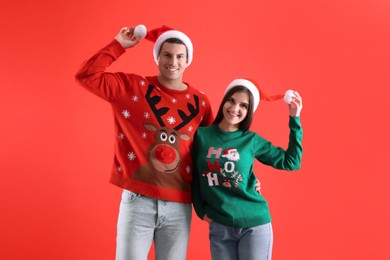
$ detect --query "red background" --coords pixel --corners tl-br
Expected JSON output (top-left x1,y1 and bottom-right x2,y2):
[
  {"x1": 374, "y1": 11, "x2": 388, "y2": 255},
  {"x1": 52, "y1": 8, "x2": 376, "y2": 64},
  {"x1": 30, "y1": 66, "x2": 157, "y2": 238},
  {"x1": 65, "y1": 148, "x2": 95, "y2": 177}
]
[{"x1": 1, "y1": 0, "x2": 389, "y2": 259}]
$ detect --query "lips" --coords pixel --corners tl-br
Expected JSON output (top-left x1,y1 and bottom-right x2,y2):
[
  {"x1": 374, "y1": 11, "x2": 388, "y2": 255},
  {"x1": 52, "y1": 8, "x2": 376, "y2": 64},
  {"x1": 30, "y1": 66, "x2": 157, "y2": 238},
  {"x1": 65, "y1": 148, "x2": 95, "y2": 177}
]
[
  {"x1": 227, "y1": 110, "x2": 239, "y2": 118},
  {"x1": 166, "y1": 66, "x2": 179, "y2": 72}
]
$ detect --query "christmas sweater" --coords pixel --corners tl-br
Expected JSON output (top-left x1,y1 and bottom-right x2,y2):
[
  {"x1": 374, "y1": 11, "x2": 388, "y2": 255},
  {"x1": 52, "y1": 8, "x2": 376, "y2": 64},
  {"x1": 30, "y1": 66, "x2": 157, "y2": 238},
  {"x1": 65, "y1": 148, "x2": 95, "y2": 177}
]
[
  {"x1": 75, "y1": 40, "x2": 213, "y2": 204},
  {"x1": 192, "y1": 117, "x2": 303, "y2": 227}
]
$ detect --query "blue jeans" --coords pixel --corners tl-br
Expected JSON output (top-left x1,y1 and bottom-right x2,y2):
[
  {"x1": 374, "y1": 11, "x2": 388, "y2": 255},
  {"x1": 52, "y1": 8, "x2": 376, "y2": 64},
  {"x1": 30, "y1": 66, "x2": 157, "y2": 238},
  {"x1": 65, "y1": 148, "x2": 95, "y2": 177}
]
[
  {"x1": 209, "y1": 221, "x2": 273, "y2": 260},
  {"x1": 116, "y1": 190, "x2": 192, "y2": 260}
]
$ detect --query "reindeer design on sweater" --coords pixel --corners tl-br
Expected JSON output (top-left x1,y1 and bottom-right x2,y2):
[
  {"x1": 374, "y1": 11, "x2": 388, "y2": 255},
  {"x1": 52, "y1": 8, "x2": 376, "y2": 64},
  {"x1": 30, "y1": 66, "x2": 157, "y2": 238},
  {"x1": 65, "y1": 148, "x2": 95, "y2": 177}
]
[{"x1": 131, "y1": 84, "x2": 199, "y2": 191}]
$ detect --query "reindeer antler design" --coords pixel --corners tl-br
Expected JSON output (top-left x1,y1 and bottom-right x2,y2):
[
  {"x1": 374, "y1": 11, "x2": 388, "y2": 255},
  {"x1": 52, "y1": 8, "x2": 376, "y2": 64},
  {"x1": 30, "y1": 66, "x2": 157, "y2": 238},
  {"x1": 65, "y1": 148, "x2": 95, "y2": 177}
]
[
  {"x1": 145, "y1": 84, "x2": 200, "y2": 130},
  {"x1": 175, "y1": 95, "x2": 199, "y2": 130},
  {"x1": 146, "y1": 84, "x2": 169, "y2": 127}
]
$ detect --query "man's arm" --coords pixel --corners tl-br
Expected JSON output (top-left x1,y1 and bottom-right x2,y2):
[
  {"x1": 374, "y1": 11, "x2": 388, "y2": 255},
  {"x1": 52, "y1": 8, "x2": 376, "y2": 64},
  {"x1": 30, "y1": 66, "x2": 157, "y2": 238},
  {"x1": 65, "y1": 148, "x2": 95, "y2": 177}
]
[
  {"x1": 200, "y1": 94, "x2": 214, "y2": 126},
  {"x1": 74, "y1": 27, "x2": 142, "y2": 102}
]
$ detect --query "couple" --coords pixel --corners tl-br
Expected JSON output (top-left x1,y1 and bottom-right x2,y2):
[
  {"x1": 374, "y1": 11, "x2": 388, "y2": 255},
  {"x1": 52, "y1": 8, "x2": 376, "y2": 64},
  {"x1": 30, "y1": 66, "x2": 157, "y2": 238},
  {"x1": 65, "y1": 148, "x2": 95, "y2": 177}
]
[{"x1": 75, "y1": 24, "x2": 303, "y2": 260}]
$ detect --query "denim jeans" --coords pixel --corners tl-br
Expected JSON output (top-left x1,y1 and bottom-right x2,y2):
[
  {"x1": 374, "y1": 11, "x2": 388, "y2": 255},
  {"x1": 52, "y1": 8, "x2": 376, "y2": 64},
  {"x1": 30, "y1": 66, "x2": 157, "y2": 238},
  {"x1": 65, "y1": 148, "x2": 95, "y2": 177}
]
[
  {"x1": 116, "y1": 190, "x2": 192, "y2": 260},
  {"x1": 209, "y1": 221, "x2": 273, "y2": 260}
]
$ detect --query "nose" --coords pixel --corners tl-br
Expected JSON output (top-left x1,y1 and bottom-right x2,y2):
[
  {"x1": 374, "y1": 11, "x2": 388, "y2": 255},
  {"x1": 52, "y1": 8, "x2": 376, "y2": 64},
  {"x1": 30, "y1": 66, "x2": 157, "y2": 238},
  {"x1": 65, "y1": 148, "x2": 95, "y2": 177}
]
[
  {"x1": 170, "y1": 56, "x2": 178, "y2": 66},
  {"x1": 155, "y1": 145, "x2": 176, "y2": 164},
  {"x1": 231, "y1": 103, "x2": 240, "y2": 111}
]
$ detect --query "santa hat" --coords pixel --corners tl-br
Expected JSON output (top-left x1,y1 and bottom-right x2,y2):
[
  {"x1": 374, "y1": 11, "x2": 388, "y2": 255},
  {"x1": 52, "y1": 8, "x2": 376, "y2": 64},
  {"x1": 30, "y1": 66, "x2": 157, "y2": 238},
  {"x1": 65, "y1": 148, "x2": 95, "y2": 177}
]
[
  {"x1": 224, "y1": 78, "x2": 284, "y2": 112},
  {"x1": 223, "y1": 148, "x2": 236, "y2": 155},
  {"x1": 145, "y1": 25, "x2": 193, "y2": 66}
]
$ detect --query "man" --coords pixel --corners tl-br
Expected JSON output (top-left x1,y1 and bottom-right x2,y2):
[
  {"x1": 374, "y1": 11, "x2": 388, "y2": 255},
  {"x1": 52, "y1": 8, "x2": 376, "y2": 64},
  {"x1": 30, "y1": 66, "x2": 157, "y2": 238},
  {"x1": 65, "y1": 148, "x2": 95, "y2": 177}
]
[{"x1": 75, "y1": 25, "x2": 213, "y2": 260}]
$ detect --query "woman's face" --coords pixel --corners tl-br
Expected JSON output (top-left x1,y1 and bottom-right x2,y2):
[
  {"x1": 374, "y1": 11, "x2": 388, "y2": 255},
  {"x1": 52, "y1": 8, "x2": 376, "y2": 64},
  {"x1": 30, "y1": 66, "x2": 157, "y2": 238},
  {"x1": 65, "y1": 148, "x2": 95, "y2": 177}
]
[{"x1": 219, "y1": 91, "x2": 250, "y2": 131}]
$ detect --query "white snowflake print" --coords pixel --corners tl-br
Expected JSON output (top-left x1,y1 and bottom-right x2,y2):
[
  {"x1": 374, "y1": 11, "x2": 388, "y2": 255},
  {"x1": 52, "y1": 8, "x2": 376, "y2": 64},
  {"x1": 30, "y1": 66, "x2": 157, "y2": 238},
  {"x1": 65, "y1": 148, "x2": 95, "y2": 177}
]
[
  {"x1": 139, "y1": 80, "x2": 146, "y2": 86},
  {"x1": 144, "y1": 112, "x2": 151, "y2": 119},
  {"x1": 131, "y1": 95, "x2": 139, "y2": 102},
  {"x1": 185, "y1": 94, "x2": 191, "y2": 99},
  {"x1": 171, "y1": 98, "x2": 178, "y2": 104},
  {"x1": 122, "y1": 110, "x2": 131, "y2": 118},
  {"x1": 118, "y1": 133, "x2": 125, "y2": 140},
  {"x1": 117, "y1": 166, "x2": 122, "y2": 172},
  {"x1": 128, "y1": 152, "x2": 136, "y2": 160},
  {"x1": 167, "y1": 116, "x2": 176, "y2": 125},
  {"x1": 186, "y1": 165, "x2": 191, "y2": 174},
  {"x1": 202, "y1": 100, "x2": 206, "y2": 107},
  {"x1": 187, "y1": 125, "x2": 194, "y2": 132},
  {"x1": 141, "y1": 132, "x2": 147, "y2": 139}
]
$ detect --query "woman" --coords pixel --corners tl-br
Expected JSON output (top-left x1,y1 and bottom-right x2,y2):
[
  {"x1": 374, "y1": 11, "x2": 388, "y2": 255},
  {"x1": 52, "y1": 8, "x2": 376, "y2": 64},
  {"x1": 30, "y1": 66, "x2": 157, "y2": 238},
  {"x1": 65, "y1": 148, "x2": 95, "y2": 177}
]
[{"x1": 191, "y1": 78, "x2": 303, "y2": 260}]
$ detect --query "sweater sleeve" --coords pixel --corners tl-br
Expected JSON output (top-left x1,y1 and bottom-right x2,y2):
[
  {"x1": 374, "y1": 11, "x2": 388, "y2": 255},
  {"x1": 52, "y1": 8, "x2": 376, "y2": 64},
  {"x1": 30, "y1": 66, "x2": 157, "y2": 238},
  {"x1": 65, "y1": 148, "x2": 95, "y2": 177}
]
[
  {"x1": 191, "y1": 132, "x2": 206, "y2": 219},
  {"x1": 255, "y1": 116, "x2": 303, "y2": 170},
  {"x1": 75, "y1": 39, "x2": 130, "y2": 102},
  {"x1": 201, "y1": 94, "x2": 214, "y2": 127}
]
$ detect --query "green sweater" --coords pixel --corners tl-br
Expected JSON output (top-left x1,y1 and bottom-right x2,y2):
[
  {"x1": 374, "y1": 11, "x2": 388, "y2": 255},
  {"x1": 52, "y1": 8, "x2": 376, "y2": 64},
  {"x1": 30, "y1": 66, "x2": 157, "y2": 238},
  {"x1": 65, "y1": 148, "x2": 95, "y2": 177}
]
[{"x1": 192, "y1": 116, "x2": 303, "y2": 228}]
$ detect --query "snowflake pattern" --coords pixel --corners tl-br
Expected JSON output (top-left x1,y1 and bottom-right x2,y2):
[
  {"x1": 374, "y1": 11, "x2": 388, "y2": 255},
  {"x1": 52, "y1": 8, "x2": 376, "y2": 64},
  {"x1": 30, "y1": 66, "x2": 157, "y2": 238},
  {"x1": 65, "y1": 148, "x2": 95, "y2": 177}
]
[
  {"x1": 118, "y1": 133, "x2": 125, "y2": 140},
  {"x1": 141, "y1": 132, "x2": 148, "y2": 139},
  {"x1": 187, "y1": 125, "x2": 194, "y2": 132},
  {"x1": 128, "y1": 152, "x2": 136, "y2": 161},
  {"x1": 167, "y1": 116, "x2": 176, "y2": 125},
  {"x1": 202, "y1": 100, "x2": 206, "y2": 107},
  {"x1": 139, "y1": 80, "x2": 146, "y2": 86},
  {"x1": 144, "y1": 112, "x2": 150, "y2": 119},
  {"x1": 117, "y1": 166, "x2": 122, "y2": 172},
  {"x1": 185, "y1": 94, "x2": 191, "y2": 99},
  {"x1": 171, "y1": 98, "x2": 178, "y2": 104},
  {"x1": 131, "y1": 95, "x2": 139, "y2": 102},
  {"x1": 122, "y1": 110, "x2": 131, "y2": 118}
]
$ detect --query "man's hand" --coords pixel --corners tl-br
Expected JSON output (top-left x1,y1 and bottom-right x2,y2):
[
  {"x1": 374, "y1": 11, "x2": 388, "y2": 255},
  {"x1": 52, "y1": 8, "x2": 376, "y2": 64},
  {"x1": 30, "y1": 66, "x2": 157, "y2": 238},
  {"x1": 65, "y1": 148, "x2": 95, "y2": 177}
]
[
  {"x1": 255, "y1": 178, "x2": 261, "y2": 195},
  {"x1": 203, "y1": 214, "x2": 213, "y2": 224},
  {"x1": 115, "y1": 27, "x2": 142, "y2": 49}
]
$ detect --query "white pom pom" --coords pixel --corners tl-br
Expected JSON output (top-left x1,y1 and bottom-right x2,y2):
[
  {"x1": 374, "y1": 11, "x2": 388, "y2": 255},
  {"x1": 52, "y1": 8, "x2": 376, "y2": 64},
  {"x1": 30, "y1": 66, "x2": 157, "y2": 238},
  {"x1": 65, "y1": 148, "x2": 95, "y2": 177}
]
[
  {"x1": 134, "y1": 24, "x2": 147, "y2": 39},
  {"x1": 284, "y1": 90, "x2": 295, "y2": 104}
]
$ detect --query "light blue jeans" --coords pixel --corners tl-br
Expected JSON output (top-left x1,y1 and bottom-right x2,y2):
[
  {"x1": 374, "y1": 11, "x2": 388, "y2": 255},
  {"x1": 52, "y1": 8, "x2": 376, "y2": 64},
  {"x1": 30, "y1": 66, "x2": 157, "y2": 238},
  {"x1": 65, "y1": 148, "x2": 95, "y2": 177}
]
[
  {"x1": 116, "y1": 190, "x2": 192, "y2": 260},
  {"x1": 209, "y1": 221, "x2": 273, "y2": 260}
]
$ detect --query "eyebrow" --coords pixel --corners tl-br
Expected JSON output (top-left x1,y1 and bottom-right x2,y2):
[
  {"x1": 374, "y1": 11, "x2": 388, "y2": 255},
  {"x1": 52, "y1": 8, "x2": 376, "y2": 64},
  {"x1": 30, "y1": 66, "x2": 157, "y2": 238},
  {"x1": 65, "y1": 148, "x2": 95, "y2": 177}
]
[
  {"x1": 230, "y1": 96, "x2": 249, "y2": 106},
  {"x1": 162, "y1": 51, "x2": 185, "y2": 56}
]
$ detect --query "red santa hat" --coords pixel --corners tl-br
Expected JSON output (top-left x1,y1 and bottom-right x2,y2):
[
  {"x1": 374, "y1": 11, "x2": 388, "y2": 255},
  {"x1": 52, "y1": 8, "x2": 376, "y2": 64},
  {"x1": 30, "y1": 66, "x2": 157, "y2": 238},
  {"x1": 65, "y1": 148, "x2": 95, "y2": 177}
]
[
  {"x1": 145, "y1": 25, "x2": 193, "y2": 66},
  {"x1": 223, "y1": 148, "x2": 236, "y2": 155},
  {"x1": 224, "y1": 78, "x2": 284, "y2": 112}
]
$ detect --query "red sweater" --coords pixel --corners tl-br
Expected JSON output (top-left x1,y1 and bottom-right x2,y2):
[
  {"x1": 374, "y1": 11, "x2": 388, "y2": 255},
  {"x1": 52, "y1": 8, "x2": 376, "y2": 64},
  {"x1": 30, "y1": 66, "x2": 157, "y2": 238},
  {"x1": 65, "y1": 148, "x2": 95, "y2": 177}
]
[{"x1": 75, "y1": 40, "x2": 213, "y2": 203}]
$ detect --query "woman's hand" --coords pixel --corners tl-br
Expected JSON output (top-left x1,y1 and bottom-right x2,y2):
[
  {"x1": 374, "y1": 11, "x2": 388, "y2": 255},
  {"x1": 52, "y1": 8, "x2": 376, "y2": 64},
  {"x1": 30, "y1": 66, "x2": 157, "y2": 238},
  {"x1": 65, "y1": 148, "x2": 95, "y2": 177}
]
[{"x1": 289, "y1": 91, "x2": 303, "y2": 117}]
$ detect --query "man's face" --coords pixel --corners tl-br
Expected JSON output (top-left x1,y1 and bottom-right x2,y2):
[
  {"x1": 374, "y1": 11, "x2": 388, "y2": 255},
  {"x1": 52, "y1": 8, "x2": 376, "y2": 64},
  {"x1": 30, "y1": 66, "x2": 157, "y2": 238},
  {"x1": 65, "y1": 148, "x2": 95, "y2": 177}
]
[{"x1": 157, "y1": 42, "x2": 188, "y2": 83}]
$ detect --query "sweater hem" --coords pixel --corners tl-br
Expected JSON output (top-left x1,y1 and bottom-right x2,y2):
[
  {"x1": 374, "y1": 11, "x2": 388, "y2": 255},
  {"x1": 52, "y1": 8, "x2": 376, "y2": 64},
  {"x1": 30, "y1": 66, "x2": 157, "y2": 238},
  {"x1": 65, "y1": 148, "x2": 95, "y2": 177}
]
[
  {"x1": 213, "y1": 216, "x2": 272, "y2": 228},
  {"x1": 110, "y1": 173, "x2": 192, "y2": 204}
]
